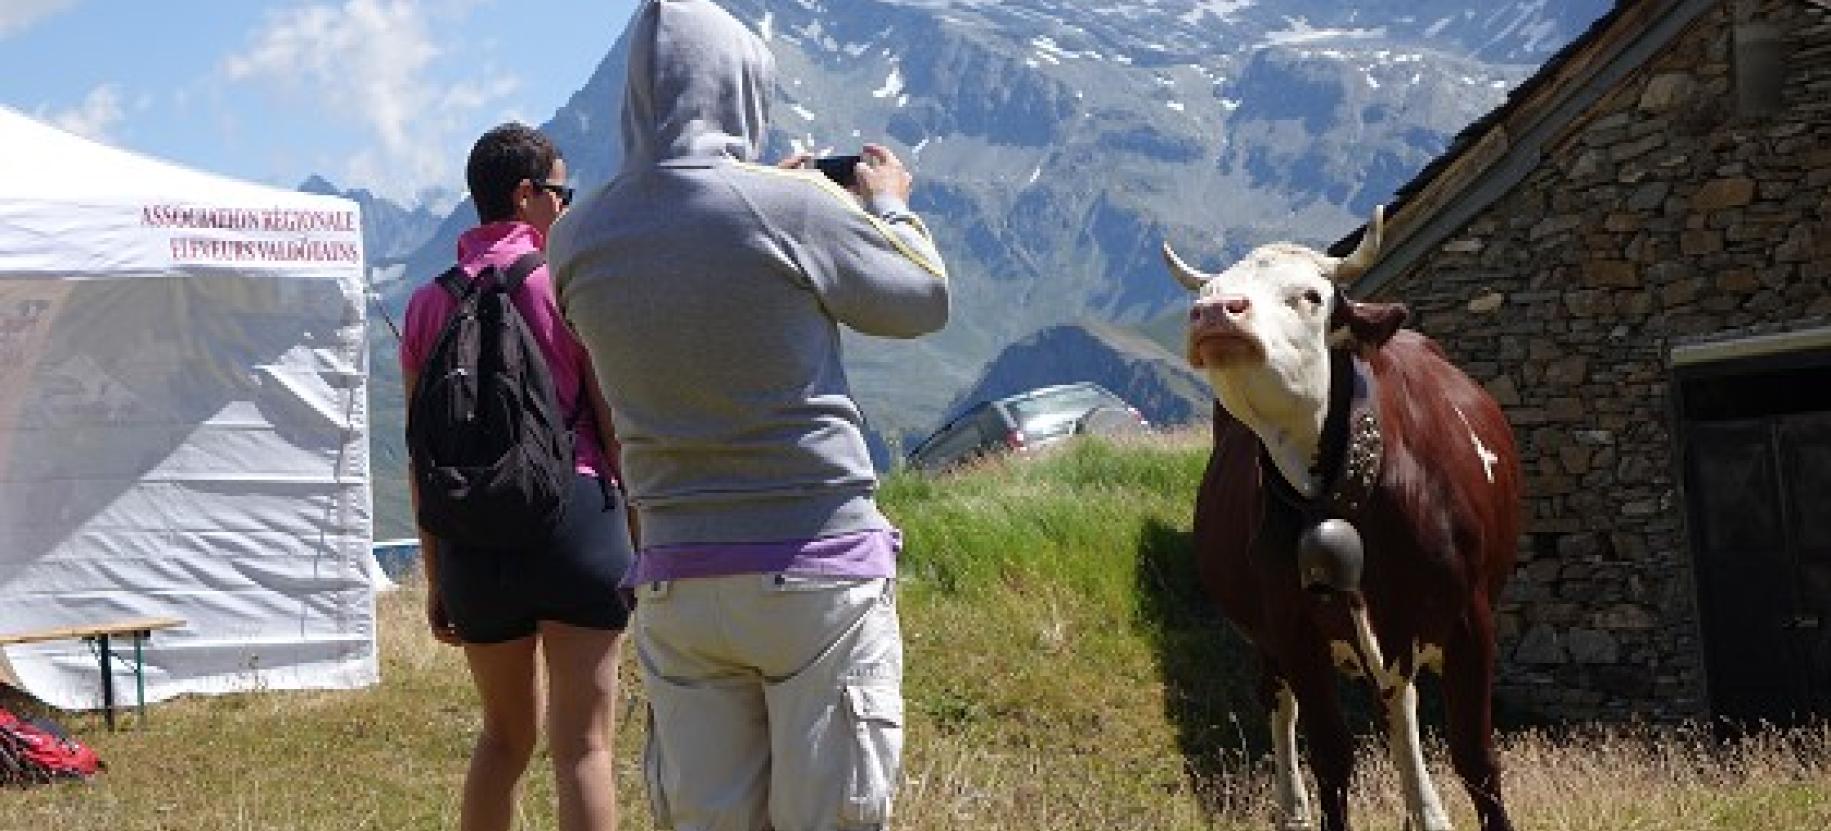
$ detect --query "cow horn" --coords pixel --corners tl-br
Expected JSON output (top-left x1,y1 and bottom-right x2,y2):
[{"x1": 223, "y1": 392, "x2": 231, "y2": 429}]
[
  {"x1": 1333, "y1": 204, "x2": 1385, "y2": 282},
  {"x1": 1161, "y1": 241, "x2": 1213, "y2": 292}
]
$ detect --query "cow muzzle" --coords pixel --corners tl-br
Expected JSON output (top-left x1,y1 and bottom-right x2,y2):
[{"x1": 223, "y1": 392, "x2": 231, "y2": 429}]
[{"x1": 1187, "y1": 296, "x2": 1260, "y2": 367}]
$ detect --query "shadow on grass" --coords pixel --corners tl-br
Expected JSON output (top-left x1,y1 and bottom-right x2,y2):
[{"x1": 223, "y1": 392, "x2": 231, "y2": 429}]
[{"x1": 1132, "y1": 518, "x2": 1270, "y2": 816}]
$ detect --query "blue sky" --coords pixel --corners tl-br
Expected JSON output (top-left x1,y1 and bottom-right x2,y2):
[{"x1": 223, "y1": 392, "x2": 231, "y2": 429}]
[{"x1": 0, "y1": 0, "x2": 640, "y2": 207}]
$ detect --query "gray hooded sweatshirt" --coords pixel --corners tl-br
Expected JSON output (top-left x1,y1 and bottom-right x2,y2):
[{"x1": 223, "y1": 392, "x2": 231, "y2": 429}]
[{"x1": 549, "y1": 0, "x2": 950, "y2": 549}]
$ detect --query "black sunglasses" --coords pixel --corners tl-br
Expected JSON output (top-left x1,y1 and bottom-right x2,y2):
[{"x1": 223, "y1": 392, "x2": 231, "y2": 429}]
[{"x1": 532, "y1": 180, "x2": 574, "y2": 207}]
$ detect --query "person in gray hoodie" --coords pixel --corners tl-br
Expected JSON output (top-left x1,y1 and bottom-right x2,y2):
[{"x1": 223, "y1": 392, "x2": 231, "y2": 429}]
[{"x1": 547, "y1": 1, "x2": 948, "y2": 829}]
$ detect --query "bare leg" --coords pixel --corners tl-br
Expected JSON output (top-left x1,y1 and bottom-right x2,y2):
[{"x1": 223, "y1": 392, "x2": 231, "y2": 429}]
[
  {"x1": 541, "y1": 622, "x2": 627, "y2": 831},
  {"x1": 461, "y1": 637, "x2": 541, "y2": 831}
]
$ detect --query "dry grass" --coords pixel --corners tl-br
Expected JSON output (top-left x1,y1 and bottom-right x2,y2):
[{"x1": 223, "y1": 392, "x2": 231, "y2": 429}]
[
  {"x1": 3, "y1": 436, "x2": 1829, "y2": 829},
  {"x1": 9, "y1": 586, "x2": 1825, "y2": 831}
]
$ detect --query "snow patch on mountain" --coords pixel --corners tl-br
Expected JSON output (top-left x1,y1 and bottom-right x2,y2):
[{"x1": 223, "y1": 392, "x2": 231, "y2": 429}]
[
  {"x1": 873, "y1": 66, "x2": 905, "y2": 98},
  {"x1": 1264, "y1": 18, "x2": 1384, "y2": 47}
]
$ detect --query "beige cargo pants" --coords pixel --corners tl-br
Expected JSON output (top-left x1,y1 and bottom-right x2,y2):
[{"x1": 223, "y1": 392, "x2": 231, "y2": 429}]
[{"x1": 633, "y1": 574, "x2": 904, "y2": 831}]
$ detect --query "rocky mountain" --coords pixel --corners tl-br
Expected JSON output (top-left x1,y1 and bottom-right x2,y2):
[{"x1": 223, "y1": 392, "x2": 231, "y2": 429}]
[
  {"x1": 297, "y1": 175, "x2": 444, "y2": 266},
  {"x1": 362, "y1": 0, "x2": 1611, "y2": 529}
]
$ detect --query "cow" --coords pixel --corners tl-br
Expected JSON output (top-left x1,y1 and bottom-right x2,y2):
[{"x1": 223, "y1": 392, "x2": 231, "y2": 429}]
[{"x1": 1161, "y1": 206, "x2": 1520, "y2": 831}]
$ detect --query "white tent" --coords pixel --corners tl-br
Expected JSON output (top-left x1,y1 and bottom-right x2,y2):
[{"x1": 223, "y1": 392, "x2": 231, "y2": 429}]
[{"x1": 0, "y1": 106, "x2": 379, "y2": 709}]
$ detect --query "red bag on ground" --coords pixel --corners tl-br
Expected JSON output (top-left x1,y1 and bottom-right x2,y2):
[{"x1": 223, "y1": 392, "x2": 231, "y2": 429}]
[{"x1": 0, "y1": 704, "x2": 103, "y2": 785}]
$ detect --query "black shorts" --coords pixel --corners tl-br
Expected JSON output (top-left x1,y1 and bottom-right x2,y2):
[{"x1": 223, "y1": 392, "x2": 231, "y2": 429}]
[{"x1": 435, "y1": 473, "x2": 637, "y2": 644}]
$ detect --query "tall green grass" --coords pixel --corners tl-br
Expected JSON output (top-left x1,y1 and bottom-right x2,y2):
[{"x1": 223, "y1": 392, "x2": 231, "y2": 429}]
[
  {"x1": 886, "y1": 433, "x2": 1263, "y2": 828},
  {"x1": 5, "y1": 431, "x2": 1828, "y2": 830}
]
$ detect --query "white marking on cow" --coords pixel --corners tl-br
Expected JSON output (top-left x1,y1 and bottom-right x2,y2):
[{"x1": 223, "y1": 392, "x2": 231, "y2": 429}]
[
  {"x1": 1271, "y1": 683, "x2": 1314, "y2": 831},
  {"x1": 1330, "y1": 640, "x2": 1366, "y2": 678},
  {"x1": 1414, "y1": 641, "x2": 1445, "y2": 673},
  {"x1": 1335, "y1": 639, "x2": 1443, "y2": 679},
  {"x1": 1349, "y1": 605, "x2": 1455, "y2": 831},
  {"x1": 1205, "y1": 367, "x2": 1327, "y2": 500},
  {"x1": 1348, "y1": 603, "x2": 1397, "y2": 689},
  {"x1": 1452, "y1": 404, "x2": 1498, "y2": 483}
]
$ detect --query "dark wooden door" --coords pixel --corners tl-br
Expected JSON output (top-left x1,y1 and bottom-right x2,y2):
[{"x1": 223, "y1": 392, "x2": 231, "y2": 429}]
[
  {"x1": 1779, "y1": 413, "x2": 1831, "y2": 718},
  {"x1": 1685, "y1": 412, "x2": 1831, "y2": 724}
]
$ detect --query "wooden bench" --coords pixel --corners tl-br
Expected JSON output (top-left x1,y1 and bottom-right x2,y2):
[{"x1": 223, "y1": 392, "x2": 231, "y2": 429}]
[{"x1": 0, "y1": 616, "x2": 185, "y2": 730}]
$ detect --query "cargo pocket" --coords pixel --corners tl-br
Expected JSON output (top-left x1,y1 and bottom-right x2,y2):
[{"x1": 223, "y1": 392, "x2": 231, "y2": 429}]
[
  {"x1": 641, "y1": 701, "x2": 673, "y2": 828},
  {"x1": 840, "y1": 684, "x2": 904, "y2": 827}
]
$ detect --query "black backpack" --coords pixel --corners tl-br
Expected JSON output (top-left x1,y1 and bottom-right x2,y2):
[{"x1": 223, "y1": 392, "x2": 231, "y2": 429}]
[{"x1": 407, "y1": 251, "x2": 578, "y2": 550}]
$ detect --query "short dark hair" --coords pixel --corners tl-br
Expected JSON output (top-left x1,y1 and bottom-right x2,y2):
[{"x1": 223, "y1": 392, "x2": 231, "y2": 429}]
[{"x1": 466, "y1": 122, "x2": 560, "y2": 224}]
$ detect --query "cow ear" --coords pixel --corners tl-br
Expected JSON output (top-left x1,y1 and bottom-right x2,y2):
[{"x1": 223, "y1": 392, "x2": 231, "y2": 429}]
[{"x1": 1329, "y1": 288, "x2": 1408, "y2": 349}]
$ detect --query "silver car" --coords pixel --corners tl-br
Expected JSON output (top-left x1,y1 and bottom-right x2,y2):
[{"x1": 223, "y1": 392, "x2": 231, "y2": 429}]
[{"x1": 905, "y1": 382, "x2": 1149, "y2": 472}]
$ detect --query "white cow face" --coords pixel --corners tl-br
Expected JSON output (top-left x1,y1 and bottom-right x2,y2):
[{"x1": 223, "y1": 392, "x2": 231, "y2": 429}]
[
  {"x1": 1162, "y1": 207, "x2": 1401, "y2": 493},
  {"x1": 1184, "y1": 242, "x2": 1339, "y2": 381},
  {"x1": 1177, "y1": 244, "x2": 1345, "y2": 455}
]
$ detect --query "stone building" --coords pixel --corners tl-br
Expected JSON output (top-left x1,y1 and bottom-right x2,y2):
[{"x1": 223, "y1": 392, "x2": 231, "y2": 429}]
[{"x1": 1334, "y1": 0, "x2": 1831, "y2": 723}]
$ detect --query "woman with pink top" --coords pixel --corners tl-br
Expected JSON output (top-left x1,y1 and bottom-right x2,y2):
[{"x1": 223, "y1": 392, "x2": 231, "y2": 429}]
[{"x1": 398, "y1": 122, "x2": 634, "y2": 831}]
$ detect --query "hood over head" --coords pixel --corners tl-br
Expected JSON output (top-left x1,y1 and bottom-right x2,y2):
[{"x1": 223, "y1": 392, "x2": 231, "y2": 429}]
[{"x1": 621, "y1": 0, "x2": 773, "y2": 171}]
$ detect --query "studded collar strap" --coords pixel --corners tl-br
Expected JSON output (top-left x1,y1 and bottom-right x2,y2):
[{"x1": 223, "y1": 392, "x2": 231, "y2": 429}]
[
  {"x1": 1318, "y1": 350, "x2": 1383, "y2": 517},
  {"x1": 1260, "y1": 349, "x2": 1384, "y2": 521}
]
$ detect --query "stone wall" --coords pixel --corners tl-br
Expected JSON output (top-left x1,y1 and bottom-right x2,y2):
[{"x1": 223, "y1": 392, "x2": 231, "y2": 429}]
[{"x1": 1375, "y1": 0, "x2": 1831, "y2": 721}]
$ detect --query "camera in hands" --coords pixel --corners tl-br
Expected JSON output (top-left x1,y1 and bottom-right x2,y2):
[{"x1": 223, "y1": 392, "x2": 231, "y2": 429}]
[{"x1": 811, "y1": 155, "x2": 862, "y2": 189}]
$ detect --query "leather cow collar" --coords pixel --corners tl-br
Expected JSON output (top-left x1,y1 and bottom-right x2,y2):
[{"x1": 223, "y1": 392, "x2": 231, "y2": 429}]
[{"x1": 1259, "y1": 347, "x2": 1384, "y2": 523}]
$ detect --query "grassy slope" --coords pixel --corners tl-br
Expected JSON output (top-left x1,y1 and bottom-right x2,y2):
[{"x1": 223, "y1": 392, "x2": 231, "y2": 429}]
[{"x1": 5, "y1": 433, "x2": 1829, "y2": 830}]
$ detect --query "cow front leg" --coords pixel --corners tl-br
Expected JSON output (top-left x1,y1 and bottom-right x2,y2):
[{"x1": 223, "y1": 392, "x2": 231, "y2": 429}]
[
  {"x1": 1347, "y1": 602, "x2": 1452, "y2": 831},
  {"x1": 1270, "y1": 681, "x2": 1315, "y2": 831}
]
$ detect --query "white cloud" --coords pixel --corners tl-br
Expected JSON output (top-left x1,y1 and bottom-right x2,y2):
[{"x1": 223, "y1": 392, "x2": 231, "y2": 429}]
[
  {"x1": 49, "y1": 84, "x2": 124, "y2": 141},
  {"x1": 222, "y1": 0, "x2": 518, "y2": 201},
  {"x1": 0, "y1": 0, "x2": 78, "y2": 40}
]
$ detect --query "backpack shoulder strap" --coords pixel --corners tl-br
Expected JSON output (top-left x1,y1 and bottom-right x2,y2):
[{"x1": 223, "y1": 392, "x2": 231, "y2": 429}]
[
  {"x1": 434, "y1": 264, "x2": 476, "y2": 301},
  {"x1": 500, "y1": 251, "x2": 547, "y2": 293}
]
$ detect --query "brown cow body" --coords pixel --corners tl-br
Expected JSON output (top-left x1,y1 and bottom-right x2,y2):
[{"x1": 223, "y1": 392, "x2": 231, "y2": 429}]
[
  {"x1": 1197, "y1": 332, "x2": 1519, "y2": 831},
  {"x1": 1164, "y1": 210, "x2": 1520, "y2": 831}
]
